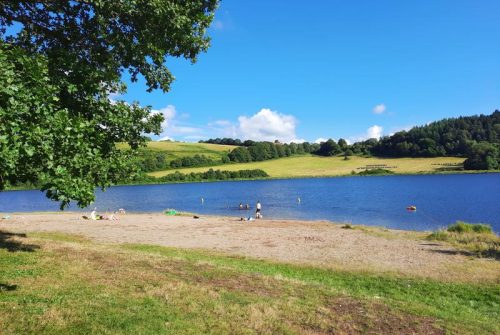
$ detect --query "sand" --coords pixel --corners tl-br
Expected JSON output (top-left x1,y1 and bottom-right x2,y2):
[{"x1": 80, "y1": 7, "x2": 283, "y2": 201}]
[{"x1": 1, "y1": 212, "x2": 498, "y2": 283}]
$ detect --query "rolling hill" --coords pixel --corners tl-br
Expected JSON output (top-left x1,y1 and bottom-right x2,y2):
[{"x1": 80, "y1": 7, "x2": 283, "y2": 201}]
[{"x1": 149, "y1": 154, "x2": 466, "y2": 179}]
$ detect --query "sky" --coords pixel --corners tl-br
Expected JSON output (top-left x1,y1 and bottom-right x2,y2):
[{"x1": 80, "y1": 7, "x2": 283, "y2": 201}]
[{"x1": 69, "y1": 1, "x2": 500, "y2": 143}]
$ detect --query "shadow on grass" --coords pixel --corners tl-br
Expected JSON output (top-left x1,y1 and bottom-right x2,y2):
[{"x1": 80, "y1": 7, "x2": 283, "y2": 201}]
[
  {"x1": 428, "y1": 248, "x2": 476, "y2": 257},
  {"x1": 428, "y1": 248, "x2": 499, "y2": 260},
  {"x1": 0, "y1": 231, "x2": 40, "y2": 252},
  {"x1": 0, "y1": 283, "x2": 18, "y2": 291}
]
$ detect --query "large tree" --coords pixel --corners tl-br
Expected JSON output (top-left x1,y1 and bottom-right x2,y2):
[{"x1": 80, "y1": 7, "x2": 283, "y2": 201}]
[{"x1": 0, "y1": 0, "x2": 218, "y2": 208}]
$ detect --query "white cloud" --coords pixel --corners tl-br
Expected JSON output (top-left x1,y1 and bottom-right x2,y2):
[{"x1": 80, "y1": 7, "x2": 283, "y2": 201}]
[
  {"x1": 388, "y1": 125, "x2": 413, "y2": 136},
  {"x1": 366, "y1": 125, "x2": 383, "y2": 139},
  {"x1": 157, "y1": 135, "x2": 173, "y2": 141},
  {"x1": 238, "y1": 108, "x2": 298, "y2": 143},
  {"x1": 152, "y1": 104, "x2": 176, "y2": 129},
  {"x1": 152, "y1": 105, "x2": 203, "y2": 141},
  {"x1": 349, "y1": 125, "x2": 384, "y2": 143},
  {"x1": 207, "y1": 119, "x2": 238, "y2": 138},
  {"x1": 314, "y1": 138, "x2": 328, "y2": 144},
  {"x1": 373, "y1": 104, "x2": 386, "y2": 114},
  {"x1": 151, "y1": 106, "x2": 304, "y2": 143}
]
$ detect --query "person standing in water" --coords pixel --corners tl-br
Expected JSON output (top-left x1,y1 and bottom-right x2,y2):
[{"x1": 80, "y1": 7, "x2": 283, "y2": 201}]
[{"x1": 255, "y1": 201, "x2": 262, "y2": 218}]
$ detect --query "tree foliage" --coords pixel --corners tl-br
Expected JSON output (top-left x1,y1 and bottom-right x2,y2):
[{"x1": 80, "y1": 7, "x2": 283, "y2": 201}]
[
  {"x1": 0, "y1": 0, "x2": 218, "y2": 208},
  {"x1": 372, "y1": 111, "x2": 499, "y2": 158}
]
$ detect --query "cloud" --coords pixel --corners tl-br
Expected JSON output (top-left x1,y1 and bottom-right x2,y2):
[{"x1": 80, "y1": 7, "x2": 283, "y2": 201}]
[
  {"x1": 372, "y1": 104, "x2": 386, "y2": 114},
  {"x1": 238, "y1": 108, "x2": 299, "y2": 143},
  {"x1": 388, "y1": 125, "x2": 413, "y2": 136},
  {"x1": 349, "y1": 125, "x2": 384, "y2": 143},
  {"x1": 152, "y1": 105, "x2": 202, "y2": 140},
  {"x1": 152, "y1": 104, "x2": 176, "y2": 128},
  {"x1": 157, "y1": 135, "x2": 173, "y2": 141},
  {"x1": 150, "y1": 106, "x2": 304, "y2": 143},
  {"x1": 314, "y1": 138, "x2": 328, "y2": 144},
  {"x1": 366, "y1": 125, "x2": 383, "y2": 139}
]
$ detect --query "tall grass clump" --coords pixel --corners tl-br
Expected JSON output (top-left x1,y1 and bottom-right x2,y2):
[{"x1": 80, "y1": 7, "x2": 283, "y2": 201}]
[
  {"x1": 446, "y1": 221, "x2": 492, "y2": 234},
  {"x1": 428, "y1": 221, "x2": 499, "y2": 259}
]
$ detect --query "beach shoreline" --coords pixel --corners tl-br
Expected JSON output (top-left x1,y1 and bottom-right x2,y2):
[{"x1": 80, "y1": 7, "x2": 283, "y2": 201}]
[{"x1": 1, "y1": 211, "x2": 498, "y2": 284}]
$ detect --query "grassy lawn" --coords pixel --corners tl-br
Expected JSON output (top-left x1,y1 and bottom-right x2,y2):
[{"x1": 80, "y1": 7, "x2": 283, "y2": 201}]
[
  {"x1": 1, "y1": 231, "x2": 498, "y2": 334},
  {"x1": 117, "y1": 141, "x2": 236, "y2": 162},
  {"x1": 150, "y1": 154, "x2": 466, "y2": 178}
]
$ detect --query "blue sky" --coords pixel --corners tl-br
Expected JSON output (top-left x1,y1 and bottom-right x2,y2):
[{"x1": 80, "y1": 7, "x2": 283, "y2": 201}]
[{"x1": 77, "y1": 1, "x2": 500, "y2": 142}]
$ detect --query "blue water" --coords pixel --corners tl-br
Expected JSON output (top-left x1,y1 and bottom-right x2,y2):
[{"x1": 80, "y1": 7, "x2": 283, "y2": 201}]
[{"x1": 1, "y1": 174, "x2": 499, "y2": 232}]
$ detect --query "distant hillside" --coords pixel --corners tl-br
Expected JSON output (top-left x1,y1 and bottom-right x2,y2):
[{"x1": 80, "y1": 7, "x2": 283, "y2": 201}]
[
  {"x1": 117, "y1": 141, "x2": 237, "y2": 172},
  {"x1": 372, "y1": 110, "x2": 499, "y2": 170},
  {"x1": 314, "y1": 110, "x2": 499, "y2": 170},
  {"x1": 150, "y1": 155, "x2": 466, "y2": 178}
]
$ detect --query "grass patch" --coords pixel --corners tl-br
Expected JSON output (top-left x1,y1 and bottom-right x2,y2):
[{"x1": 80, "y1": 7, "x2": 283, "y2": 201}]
[
  {"x1": 428, "y1": 221, "x2": 499, "y2": 259},
  {"x1": 446, "y1": 221, "x2": 493, "y2": 234},
  {"x1": 117, "y1": 141, "x2": 236, "y2": 163},
  {"x1": 149, "y1": 155, "x2": 466, "y2": 178},
  {"x1": 0, "y1": 231, "x2": 498, "y2": 334},
  {"x1": 29, "y1": 232, "x2": 90, "y2": 243}
]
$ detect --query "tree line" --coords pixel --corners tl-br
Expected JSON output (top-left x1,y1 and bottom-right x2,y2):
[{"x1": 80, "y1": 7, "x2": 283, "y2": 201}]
[
  {"x1": 314, "y1": 111, "x2": 499, "y2": 170},
  {"x1": 202, "y1": 111, "x2": 499, "y2": 170},
  {"x1": 134, "y1": 169, "x2": 268, "y2": 184}
]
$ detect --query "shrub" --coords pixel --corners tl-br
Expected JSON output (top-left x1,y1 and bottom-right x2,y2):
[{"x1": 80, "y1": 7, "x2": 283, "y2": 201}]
[
  {"x1": 428, "y1": 221, "x2": 498, "y2": 259},
  {"x1": 358, "y1": 168, "x2": 394, "y2": 175},
  {"x1": 447, "y1": 221, "x2": 492, "y2": 234}
]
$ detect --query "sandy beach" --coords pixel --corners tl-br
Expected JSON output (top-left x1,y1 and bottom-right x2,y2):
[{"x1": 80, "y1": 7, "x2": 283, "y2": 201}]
[{"x1": 1, "y1": 212, "x2": 498, "y2": 283}]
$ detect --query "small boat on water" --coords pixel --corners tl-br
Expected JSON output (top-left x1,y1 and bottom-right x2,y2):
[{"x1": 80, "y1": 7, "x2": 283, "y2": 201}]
[{"x1": 406, "y1": 206, "x2": 417, "y2": 211}]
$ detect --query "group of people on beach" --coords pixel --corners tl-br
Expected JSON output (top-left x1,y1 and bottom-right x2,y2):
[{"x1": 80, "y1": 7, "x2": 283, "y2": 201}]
[
  {"x1": 239, "y1": 200, "x2": 262, "y2": 221},
  {"x1": 84, "y1": 208, "x2": 125, "y2": 221}
]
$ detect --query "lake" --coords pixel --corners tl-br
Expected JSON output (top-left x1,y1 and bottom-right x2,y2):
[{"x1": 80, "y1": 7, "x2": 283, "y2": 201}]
[{"x1": 1, "y1": 174, "x2": 499, "y2": 232}]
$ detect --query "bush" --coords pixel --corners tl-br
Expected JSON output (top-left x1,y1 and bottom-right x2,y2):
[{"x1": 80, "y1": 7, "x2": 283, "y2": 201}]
[
  {"x1": 358, "y1": 168, "x2": 394, "y2": 175},
  {"x1": 428, "y1": 221, "x2": 498, "y2": 259},
  {"x1": 157, "y1": 169, "x2": 268, "y2": 183},
  {"x1": 447, "y1": 221, "x2": 492, "y2": 234}
]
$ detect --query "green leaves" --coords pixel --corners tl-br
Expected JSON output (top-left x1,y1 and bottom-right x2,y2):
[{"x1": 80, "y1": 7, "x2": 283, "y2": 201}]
[{"x1": 0, "y1": 1, "x2": 218, "y2": 208}]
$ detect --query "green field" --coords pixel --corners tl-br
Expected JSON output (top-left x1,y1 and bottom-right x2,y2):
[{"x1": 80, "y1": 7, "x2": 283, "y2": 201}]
[
  {"x1": 150, "y1": 154, "x2": 466, "y2": 178},
  {"x1": 118, "y1": 141, "x2": 236, "y2": 162},
  {"x1": 0, "y1": 231, "x2": 498, "y2": 334}
]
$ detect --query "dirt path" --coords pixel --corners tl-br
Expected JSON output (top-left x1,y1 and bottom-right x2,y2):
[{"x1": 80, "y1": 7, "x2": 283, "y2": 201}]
[{"x1": 1, "y1": 212, "x2": 498, "y2": 283}]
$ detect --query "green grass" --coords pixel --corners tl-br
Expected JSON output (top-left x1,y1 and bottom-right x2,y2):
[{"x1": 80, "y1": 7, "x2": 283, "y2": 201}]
[
  {"x1": 446, "y1": 221, "x2": 493, "y2": 234},
  {"x1": 149, "y1": 154, "x2": 466, "y2": 178},
  {"x1": 117, "y1": 141, "x2": 237, "y2": 163},
  {"x1": 428, "y1": 221, "x2": 499, "y2": 259},
  {"x1": 1, "y1": 231, "x2": 498, "y2": 334}
]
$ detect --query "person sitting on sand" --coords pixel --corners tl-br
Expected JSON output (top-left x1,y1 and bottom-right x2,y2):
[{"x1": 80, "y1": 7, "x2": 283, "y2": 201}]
[{"x1": 90, "y1": 208, "x2": 98, "y2": 220}]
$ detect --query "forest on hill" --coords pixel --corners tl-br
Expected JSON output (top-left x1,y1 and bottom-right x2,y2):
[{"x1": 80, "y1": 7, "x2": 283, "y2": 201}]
[{"x1": 201, "y1": 110, "x2": 499, "y2": 170}]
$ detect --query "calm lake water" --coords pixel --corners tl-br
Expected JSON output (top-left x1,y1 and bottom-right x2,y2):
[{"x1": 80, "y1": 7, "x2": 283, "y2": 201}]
[{"x1": 1, "y1": 174, "x2": 499, "y2": 232}]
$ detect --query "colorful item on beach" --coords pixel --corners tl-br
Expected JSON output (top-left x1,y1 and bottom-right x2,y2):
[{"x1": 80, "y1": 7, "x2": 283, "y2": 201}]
[{"x1": 165, "y1": 209, "x2": 177, "y2": 215}]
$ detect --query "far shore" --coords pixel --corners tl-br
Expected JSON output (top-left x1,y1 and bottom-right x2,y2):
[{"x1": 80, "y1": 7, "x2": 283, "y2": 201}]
[
  {"x1": 4, "y1": 169, "x2": 500, "y2": 192},
  {"x1": 1, "y1": 212, "x2": 498, "y2": 284}
]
